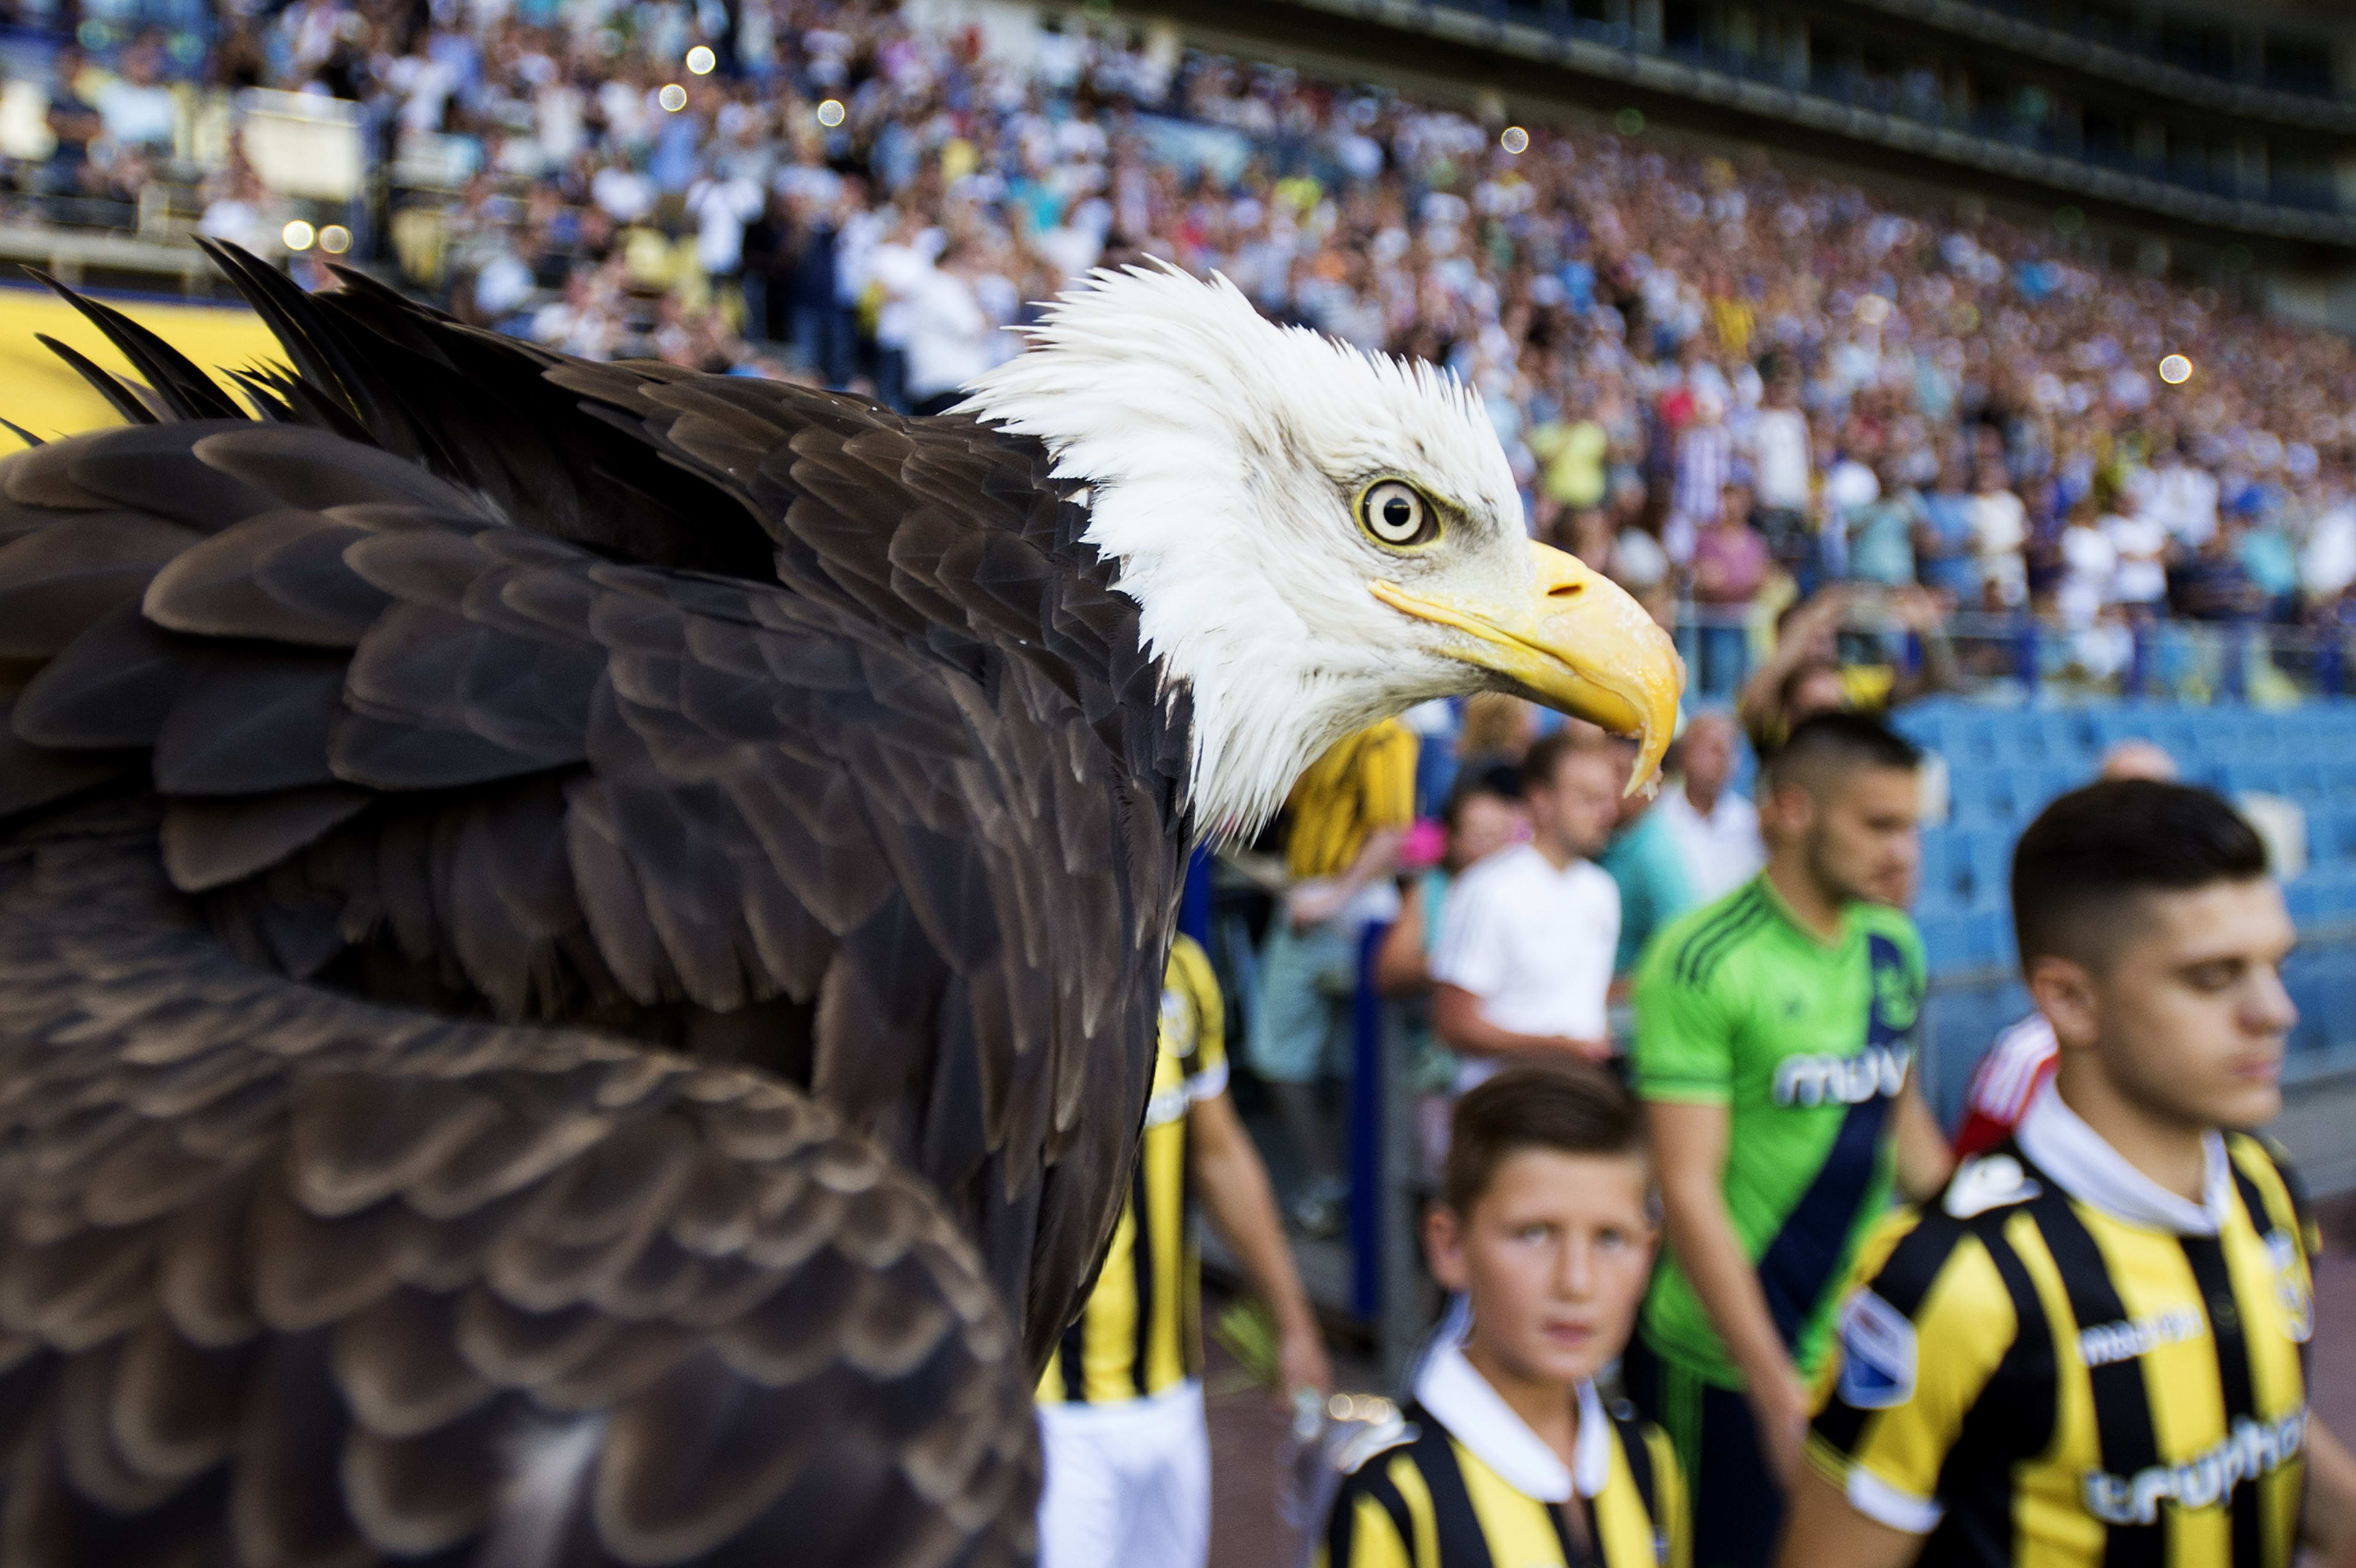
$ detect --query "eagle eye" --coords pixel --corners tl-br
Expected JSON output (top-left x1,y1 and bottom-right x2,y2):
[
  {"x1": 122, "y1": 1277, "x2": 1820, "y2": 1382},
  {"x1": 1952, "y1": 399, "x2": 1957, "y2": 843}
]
[{"x1": 1358, "y1": 480, "x2": 1439, "y2": 548}]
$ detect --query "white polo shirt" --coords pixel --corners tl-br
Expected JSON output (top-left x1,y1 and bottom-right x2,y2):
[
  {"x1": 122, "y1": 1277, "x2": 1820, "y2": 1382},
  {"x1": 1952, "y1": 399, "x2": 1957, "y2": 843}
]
[
  {"x1": 1658, "y1": 785, "x2": 1764, "y2": 904},
  {"x1": 1430, "y1": 842, "x2": 1619, "y2": 1086}
]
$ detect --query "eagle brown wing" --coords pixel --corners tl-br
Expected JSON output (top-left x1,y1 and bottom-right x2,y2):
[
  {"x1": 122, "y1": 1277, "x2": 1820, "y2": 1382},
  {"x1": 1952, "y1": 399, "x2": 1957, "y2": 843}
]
[{"x1": 0, "y1": 804, "x2": 1035, "y2": 1567}]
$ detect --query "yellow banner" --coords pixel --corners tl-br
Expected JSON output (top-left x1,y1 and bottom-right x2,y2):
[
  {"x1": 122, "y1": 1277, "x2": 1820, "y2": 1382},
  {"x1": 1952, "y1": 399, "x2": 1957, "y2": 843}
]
[{"x1": 0, "y1": 287, "x2": 284, "y2": 452}]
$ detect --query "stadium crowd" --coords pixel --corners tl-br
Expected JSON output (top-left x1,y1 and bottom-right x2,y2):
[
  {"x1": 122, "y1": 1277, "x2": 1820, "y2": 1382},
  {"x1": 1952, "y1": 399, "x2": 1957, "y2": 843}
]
[{"x1": 13, "y1": 0, "x2": 2356, "y2": 678}]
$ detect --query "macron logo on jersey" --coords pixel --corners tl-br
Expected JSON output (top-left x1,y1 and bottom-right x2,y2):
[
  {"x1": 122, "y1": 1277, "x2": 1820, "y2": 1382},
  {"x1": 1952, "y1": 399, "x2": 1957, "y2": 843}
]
[
  {"x1": 2076, "y1": 1308, "x2": 2204, "y2": 1369},
  {"x1": 1774, "y1": 1045, "x2": 1913, "y2": 1108}
]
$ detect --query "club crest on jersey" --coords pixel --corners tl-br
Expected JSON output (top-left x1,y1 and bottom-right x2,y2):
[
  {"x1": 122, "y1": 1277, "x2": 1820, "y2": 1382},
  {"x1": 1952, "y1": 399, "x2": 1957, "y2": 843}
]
[
  {"x1": 2268, "y1": 1229, "x2": 2314, "y2": 1343},
  {"x1": 1836, "y1": 1289, "x2": 1916, "y2": 1409}
]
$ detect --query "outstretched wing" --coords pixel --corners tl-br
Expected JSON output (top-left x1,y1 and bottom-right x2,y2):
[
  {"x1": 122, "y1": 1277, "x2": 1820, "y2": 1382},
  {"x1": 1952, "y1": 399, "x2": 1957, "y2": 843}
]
[
  {"x1": 2, "y1": 253, "x2": 1191, "y2": 1367},
  {"x1": 0, "y1": 807, "x2": 1036, "y2": 1567}
]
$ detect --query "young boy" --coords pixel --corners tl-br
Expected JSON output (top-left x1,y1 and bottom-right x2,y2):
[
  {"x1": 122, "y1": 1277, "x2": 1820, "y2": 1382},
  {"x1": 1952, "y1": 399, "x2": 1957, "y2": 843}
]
[
  {"x1": 1788, "y1": 780, "x2": 2356, "y2": 1568},
  {"x1": 1319, "y1": 1066, "x2": 1688, "y2": 1568}
]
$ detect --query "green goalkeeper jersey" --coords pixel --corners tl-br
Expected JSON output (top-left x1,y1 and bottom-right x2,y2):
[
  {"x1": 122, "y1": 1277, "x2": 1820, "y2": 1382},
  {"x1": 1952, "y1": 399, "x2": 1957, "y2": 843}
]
[{"x1": 1630, "y1": 875, "x2": 1927, "y2": 1391}]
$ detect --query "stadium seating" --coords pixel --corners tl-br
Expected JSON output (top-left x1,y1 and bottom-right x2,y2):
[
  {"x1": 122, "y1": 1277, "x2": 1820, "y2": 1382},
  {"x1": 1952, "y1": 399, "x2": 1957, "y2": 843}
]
[
  {"x1": 1890, "y1": 698, "x2": 2356, "y2": 1116},
  {"x1": 1892, "y1": 699, "x2": 2356, "y2": 980}
]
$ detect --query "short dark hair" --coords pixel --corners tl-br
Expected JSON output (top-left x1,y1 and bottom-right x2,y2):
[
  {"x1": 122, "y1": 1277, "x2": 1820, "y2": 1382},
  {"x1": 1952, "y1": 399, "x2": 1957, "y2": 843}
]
[
  {"x1": 1761, "y1": 710, "x2": 1920, "y2": 796},
  {"x1": 1442, "y1": 1065, "x2": 1646, "y2": 1214},
  {"x1": 2012, "y1": 780, "x2": 2269, "y2": 966},
  {"x1": 1518, "y1": 728, "x2": 1612, "y2": 795},
  {"x1": 1441, "y1": 764, "x2": 1523, "y2": 831}
]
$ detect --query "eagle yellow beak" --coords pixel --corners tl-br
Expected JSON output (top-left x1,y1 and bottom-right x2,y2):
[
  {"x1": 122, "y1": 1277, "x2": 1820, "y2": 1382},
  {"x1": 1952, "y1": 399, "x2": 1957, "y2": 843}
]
[{"x1": 1372, "y1": 542, "x2": 1685, "y2": 795}]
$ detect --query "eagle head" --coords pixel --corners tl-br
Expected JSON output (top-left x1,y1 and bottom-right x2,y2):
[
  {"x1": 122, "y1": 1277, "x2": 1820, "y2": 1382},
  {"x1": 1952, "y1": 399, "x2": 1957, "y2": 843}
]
[{"x1": 961, "y1": 263, "x2": 1685, "y2": 836}]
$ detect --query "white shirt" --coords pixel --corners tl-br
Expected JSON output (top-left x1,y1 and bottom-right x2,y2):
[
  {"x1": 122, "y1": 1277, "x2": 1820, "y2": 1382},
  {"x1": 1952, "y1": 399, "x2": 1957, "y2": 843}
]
[
  {"x1": 685, "y1": 175, "x2": 763, "y2": 275},
  {"x1": 1658, "y1": 786, "x2": 1763, "y2": 904},
  {"x1": 2105, "y1": 512, "x2": 2169, "y2": 604},
  {"x1": 899, "y1": 266, "x2": 995, "y2": 401},
  {"x1": 1430, "y1": 844, "x2": 1618, "y2": 1087},
  {"x1": 1751, "y1": 408, "x2": 1812, "y2": 510}
]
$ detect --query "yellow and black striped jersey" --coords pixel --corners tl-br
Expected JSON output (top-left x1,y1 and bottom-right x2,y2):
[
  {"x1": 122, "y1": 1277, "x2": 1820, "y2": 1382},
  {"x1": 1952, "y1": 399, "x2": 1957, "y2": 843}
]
[
  {"x1": 1037, "y1": 934, "x2": 1229, "y2": 1405},
  {"x1": 1320, "y1": 1344, "x2": 1688, "y2": 1568},
  {"x1": 1283, "y1": 719, "x2": 1419, "y2": 882},
  {"x1": 1807, "y1": 1085, "x2": 2315, "y2": 1568}
]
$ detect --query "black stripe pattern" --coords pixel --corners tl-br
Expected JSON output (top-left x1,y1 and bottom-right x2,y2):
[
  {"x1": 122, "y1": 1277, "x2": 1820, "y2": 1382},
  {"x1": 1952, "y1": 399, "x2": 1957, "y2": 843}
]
[
  {"x1": 1673, "y1": 885, "x2": 1768, "y2": 986},
  {"x1": 2015, "y1": 1154, "x2": 2168, "y2": 1568},
  {"x1": 1404, "y1": 1410, "x2": 1497, "y2": 1568}
]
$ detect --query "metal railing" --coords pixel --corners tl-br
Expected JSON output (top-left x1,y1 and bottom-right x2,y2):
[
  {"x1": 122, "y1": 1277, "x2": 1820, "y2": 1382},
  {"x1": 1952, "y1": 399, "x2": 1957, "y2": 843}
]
[{"x1": 1673, "y1": 602, "x2": 2356, "y2": 709}]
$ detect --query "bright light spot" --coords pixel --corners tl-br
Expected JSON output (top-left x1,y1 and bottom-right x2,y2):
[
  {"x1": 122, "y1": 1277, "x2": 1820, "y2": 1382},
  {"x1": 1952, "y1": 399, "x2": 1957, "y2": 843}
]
[
  {"x1": 281, "y1": 220, "x2": 316, "y2": 252},
  {"x1": 2158, "y1": 354, "x2": 2194, "y2": 385},
  {"x1": 318, "y1": 224, "x2": 351, "y2": 255},
  {"x1": 1499, "y1": 125, "x2": 1529, "y2": 155},
  {"x1": 816, "y1": 98, "x2": 845, "y2": 128},
  {"x1": 1855, "y1": 293, "x2": 1893, "y2": 326},
  {"x1": 658, "y1": 83, "x2": 688, "y2": 112},
  {"x1": 685, "y1": 44, "x2": 716, "y2": 74}
]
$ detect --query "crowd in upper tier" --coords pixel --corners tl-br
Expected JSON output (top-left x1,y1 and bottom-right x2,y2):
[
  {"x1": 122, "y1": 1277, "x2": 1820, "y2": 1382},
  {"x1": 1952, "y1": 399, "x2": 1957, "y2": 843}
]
[{"x1": 15, "y1": 0, "x2": 2356, "y2": 661}]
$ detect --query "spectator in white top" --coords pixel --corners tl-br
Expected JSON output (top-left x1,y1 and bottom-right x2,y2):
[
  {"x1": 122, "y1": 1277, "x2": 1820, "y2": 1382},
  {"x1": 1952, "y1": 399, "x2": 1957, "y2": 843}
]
[
  {"x1": 1658, "y1": 710, "x2": 1763, "y2": 903},
  {"x1": 685, "y1": 164, "x2": 764, "y2": 284},
  {"x1": 1430, "y1": 731, "x2": 1622, "y2": 1089},
  {"x1": 2139, "y1": 440, "x2": 2219, "y2": 548},
  {"x1": 1747, "y1": 376, "x2": 1814, "y2": 575},
  {"x1": 2102, "y1": 489, "x2": 2170, "y2": 616},
  {"x1": 95, "y1": 41, "x2": 178, "y2": 151},
  {"x1": 1968, "y1": 464, "x2": 2028, "y2": 609},
  {"x1": 898, "y1": 239, "x2": 998, "y2": 415}
]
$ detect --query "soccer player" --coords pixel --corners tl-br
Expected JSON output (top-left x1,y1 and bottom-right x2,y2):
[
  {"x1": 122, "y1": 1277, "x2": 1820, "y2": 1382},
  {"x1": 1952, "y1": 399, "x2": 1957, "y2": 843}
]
[
  {"x1": 1037, "y1": 933, "x2": 1331, "y2": 1568},
  {"x1": 1319, "y1": 1066, "x2": 1687, "y2": 1568},
  {"x1": 1949, "y1": 739, "x2": 2179, "y2": 1160},
  {"x1": 1626, "y1": 712, "x2": 1955, "y2": 1568},
  {"x1": 1790, "y1": 780, "x2": 2356, "y2": 1568}
]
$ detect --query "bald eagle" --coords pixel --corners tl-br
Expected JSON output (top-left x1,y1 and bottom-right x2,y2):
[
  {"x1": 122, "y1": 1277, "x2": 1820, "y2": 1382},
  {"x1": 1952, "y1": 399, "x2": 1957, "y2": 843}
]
[{"x1": 0, "y1": 244, "x2": 1680, "y2": 1567}]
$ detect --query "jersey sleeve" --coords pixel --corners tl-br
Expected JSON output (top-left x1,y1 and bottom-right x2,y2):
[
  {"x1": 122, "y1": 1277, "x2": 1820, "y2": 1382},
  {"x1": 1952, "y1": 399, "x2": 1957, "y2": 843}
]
[
  {"x1": 1168, "y1": 934, "x2": 1228, "y2": 1100},
  {"x1": 1804, "y1": 1210, "x2": 2023, "y2": 1535},
  {"x1": 1630, "y1": 938, "x2": 1737, "y2": 1104}
]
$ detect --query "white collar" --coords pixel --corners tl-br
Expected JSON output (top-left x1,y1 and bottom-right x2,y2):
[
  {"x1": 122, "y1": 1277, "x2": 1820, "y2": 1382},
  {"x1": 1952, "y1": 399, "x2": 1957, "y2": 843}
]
[
  {"x1": 2015, "y1": 1081, "x2": 2231, "y2": 1236},
  {"x1": 1412, "y1": 1339, "x2": 1610, "y2": 1502}
]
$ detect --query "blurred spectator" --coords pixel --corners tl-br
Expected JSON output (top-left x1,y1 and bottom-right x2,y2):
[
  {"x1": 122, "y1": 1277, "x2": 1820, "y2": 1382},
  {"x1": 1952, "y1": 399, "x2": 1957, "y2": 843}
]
[
  {"x1": 1455, "y1": 693, "x2": 1536, "y2": 779},
  {"x1": 899, "y1": 238, "x2": 998, "y2": 416},
  {"x1": 1376, "y1": 768, "x2": 1529, "y2": 1175},
  {"x1": 1251, "y1": 721, "x2": 1415, "y2": 1238},
  {"x1": 1969, "y1": 466, "x2": 2029, "y2": 609},
  {"x1": 94, "y1": 39, "x2": 176, "y2": 154},
  {"x1": 2173, "y1": 525, "x2": 2265, "y2": 622},
  {"x1": 1689, "y1": 482, "x2": 1769, "y2": 695},
  {"x1": 1595, "y1": 729, "x2": 1698, "y2": 978},
  {"x1": 1659, "y1": 710, "x2": 1765, "y2": 904},
  {"x1": 1748, "y1": 375, "x2": 1814, "y2": 583},
  {"x1": 41, "y1": 46, "x2": 101, "y2": 196},
  {"x1": 1913, "y1": 461, "x2": 1977, "y2": 605},
  {"x1": 1737, "y1": 585, "x2": 1956, "y2": 750},
  {"x1": 2054, "y1": 500, "x2": 2117, "y2": 632},
  {"x1": 2103, "y1": 489, "x2": 2171, "y2": 620},
  {"x1": 1846, "y1": 460, "x2": 1919, "y2": 588},
  {"x1": 1431, "y1": 731, "x2": 1620, "y2": 1086}
]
